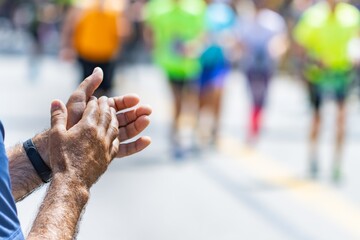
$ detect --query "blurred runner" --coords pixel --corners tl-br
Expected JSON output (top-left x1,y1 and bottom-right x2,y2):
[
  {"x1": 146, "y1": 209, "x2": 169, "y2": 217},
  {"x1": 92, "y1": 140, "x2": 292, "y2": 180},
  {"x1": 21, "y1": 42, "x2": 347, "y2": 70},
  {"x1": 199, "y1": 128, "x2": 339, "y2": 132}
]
[
  {"x1": 281, "y1": 0, "x2": 314, "y2": 76},
  {"x1": 293, "y1": 0, "x2": 360, "y2": 181},
  {"x1": 196, "y1": 0, "x2": 236, "y2": 148},
  {"x1": 60, "y1": 0, "x2": 130, "y2": 97},
  {"x1": 118, "y1": 0, "x2": 148, "y2": 65},
  {"x1": 28, "y1": 1, "x2": 63, "y2": 81},
  {"x1": 350, "y1": 2, "x2": 360, "y2": 102},
  {"x1": 144, "y1": 0, "x2": 206, "y2": 158},
  {"x1": 236, "y1": 0, "x2": 288, "y2": 144}
]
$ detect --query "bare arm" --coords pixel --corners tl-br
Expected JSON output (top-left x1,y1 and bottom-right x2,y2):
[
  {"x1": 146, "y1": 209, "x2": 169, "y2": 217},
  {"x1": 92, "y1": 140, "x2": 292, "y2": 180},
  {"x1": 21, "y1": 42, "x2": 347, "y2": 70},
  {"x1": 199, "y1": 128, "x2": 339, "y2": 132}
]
[
  {"x1": 27, "y1": 174, "x2": 89, "y2": 240},
  {"x1": 7, "y1": 131, "x2": 49, "y2": 201}
]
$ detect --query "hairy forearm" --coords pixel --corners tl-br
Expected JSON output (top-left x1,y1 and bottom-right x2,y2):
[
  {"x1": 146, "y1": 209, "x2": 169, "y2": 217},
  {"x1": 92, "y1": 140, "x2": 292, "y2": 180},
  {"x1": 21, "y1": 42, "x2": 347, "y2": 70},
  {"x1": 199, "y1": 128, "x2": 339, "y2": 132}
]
[
  {"x1": 27, "y1": 174, "x2": 89, "y2": 240},
  {"x1": 8, "y1": 131, "x2": 50, "y2": 201}
]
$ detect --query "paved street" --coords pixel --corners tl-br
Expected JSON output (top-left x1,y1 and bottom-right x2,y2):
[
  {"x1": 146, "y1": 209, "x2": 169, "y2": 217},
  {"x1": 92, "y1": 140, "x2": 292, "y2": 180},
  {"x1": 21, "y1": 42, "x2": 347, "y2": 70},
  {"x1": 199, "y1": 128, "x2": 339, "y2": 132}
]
[{"x1": 1, "y1": 55, "x2": 360, "y2": 240}]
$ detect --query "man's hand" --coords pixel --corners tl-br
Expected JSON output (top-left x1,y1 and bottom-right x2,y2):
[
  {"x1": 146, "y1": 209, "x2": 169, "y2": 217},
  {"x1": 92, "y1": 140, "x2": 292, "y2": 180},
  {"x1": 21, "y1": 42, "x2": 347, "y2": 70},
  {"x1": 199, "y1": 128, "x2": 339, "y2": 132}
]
[
  {"x1": 50, "y1": 97, "x2": 120, "y2": 189},
  {"x1": 66, "y1": 67, "x2": 152, "y2": 158}
]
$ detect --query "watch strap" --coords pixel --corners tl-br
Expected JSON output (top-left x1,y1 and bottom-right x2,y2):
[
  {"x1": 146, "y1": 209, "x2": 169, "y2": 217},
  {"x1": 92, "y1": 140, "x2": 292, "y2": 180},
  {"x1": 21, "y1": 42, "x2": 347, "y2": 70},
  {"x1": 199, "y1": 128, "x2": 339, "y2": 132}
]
[{"x1": 23, "y1": 139, "x2": 52, "y2": 183}]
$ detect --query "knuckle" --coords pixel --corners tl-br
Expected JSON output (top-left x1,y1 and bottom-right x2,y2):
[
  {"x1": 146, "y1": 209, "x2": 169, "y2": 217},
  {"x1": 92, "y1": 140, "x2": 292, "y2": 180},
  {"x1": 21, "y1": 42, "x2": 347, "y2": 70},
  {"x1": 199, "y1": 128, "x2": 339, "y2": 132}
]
[
  {"x1": 83, "y1": 126, "x2": 101, "y2": 144},
  {"x1": 83, "y1": 75, "x2": 93, "y2": 84},
  {"x1": 51, "y1": 112, "x2": 63, "y2": 122},
  {"x1": 82, "y1": 119, "x2": 98, "y2": 133},
  {"x1": 98, "y1": 137, "x2": 107, "y2": 148},
  {"x1": 104, "y1": 110, "x2": 112, "y2": 121},
  {"x1": 68, "y1": 91, "x2": 84, "y2": 104},
  {"x1": 99, "y1": 96, "x2": 108, "y2": 102},
  {"x1": 87, "y1": 122, "x2": 98, "y2": 133},
  {"x1": 50, "y1": 127, "x2": 63, "y2": 138},
  {"x1": 110, "y1": 125, "x2": 119, "y2": 136}
]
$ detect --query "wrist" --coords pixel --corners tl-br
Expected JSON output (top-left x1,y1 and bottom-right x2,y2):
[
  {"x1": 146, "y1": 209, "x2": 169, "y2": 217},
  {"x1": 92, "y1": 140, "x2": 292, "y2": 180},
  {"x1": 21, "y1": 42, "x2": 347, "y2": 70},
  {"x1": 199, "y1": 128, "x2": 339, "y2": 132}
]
[
  {"x1": 23, "y1": 138, "x2": 52, "y2": 183},
  {"x1": 32, "y1": 130, "x2": 50, "y2": 167}
]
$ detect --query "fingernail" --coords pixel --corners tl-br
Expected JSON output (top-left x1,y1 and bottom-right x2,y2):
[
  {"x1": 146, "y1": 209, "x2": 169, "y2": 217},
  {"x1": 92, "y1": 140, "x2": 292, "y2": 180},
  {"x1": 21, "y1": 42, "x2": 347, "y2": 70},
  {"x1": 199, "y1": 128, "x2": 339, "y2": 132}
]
[
  {"x1": 51, "y1": 100, "x2": 62, "y2": 111},
  {"x1": 93, "y1": 67, "x2": 100, "y2": 73}
]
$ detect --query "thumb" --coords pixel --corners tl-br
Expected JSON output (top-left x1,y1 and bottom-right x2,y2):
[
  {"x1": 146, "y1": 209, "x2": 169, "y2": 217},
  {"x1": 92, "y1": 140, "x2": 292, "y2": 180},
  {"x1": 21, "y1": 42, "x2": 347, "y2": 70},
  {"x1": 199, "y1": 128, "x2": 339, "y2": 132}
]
[
  {"x1": 66, "y1": 67, "x2": 103, "y2": 128},
  {"x1": 80, "y1": 67, "x2": 103, "y2": 98},
  {"x1": 51, "y1": 99, "x2": 68, "y2": 130}
]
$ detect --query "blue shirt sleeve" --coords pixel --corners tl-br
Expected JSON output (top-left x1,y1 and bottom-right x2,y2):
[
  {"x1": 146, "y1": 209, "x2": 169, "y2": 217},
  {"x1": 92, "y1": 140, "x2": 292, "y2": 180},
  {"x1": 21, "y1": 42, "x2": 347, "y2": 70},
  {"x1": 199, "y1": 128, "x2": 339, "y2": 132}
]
[{"x1": 0, "y1": 121, "x2": 25, "y2": 240}]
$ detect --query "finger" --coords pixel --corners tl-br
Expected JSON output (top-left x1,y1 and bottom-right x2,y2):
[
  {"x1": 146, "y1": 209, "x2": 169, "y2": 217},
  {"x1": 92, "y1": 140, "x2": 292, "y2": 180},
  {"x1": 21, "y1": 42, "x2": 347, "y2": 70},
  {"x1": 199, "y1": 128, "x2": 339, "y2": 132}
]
[
  {"x1": 107, "y1": 94, "x2": 140, "y2": 112},
  {"x1": 118, "y1": 115, "x2": 150, "y2": 142},
  {"x1": 77, "y1": 67, "x2": 103, "y2": 100},
  {"x1": 50, "y1": 99, "x2": 67, "y2": 131},
  {"x1": 107, "y1": 108, "x2": 119, "y2": 143},
  {"x1": 80, "y1": 96, "x2": 99, "y2": 125},
  {"x1": 116, "y1": 136, "x2": 151, "y2": 158},
  {"x1": 66, "y1": 67, "x2": 103, "y2": 128},
  {"x1": 110, "y1": 138, "x2": 120, "y2": 160},
  {"x1": 117, "y1": 105, "x2": 152, "y2": 127},
  {"x1": 98, "y1": 96, "x2": 112, "y2": 131}
]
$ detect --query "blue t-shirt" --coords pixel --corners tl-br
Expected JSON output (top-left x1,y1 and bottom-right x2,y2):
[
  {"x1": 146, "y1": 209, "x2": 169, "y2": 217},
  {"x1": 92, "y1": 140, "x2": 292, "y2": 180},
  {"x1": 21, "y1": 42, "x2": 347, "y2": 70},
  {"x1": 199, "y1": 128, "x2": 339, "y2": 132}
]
[{"x1": 0, "y1": 121, "x2": 24, "y2": 239}]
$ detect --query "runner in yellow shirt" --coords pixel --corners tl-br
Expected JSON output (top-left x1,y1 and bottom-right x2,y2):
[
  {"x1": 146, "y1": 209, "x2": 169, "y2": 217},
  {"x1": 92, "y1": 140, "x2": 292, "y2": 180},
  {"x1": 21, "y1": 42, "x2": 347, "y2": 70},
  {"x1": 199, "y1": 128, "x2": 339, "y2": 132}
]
[{"x1": 293, "y1": 0, "x2": 360, "y2": 181}]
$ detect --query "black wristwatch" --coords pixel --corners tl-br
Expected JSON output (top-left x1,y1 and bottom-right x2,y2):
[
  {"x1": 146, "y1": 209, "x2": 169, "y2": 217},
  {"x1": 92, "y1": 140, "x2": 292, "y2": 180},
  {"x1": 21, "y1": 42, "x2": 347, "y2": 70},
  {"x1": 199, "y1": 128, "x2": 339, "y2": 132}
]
[{"x1": 23, "y1": 139, "x2": 52, "y2": 183}]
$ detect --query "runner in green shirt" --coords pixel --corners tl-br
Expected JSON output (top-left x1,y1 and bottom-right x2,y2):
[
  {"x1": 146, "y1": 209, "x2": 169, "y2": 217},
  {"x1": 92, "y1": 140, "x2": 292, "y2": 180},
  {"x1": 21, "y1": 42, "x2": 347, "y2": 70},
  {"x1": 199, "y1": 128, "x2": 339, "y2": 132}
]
[
  {"x1": 144, "y1": 0, "x2": 206, "y2": 158},
  {"x1": 293, "y1": 0, "x2": 360, "y2": 181}
]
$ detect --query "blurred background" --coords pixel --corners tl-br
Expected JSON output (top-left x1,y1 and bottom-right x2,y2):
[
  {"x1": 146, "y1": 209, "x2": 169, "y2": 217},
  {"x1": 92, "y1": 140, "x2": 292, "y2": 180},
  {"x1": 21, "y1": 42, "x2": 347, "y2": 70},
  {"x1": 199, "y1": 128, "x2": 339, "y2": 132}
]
[{"x1": 1, "y1": 0, "x2": 360, "y2": 239}]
